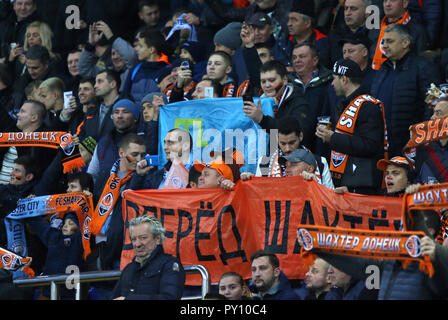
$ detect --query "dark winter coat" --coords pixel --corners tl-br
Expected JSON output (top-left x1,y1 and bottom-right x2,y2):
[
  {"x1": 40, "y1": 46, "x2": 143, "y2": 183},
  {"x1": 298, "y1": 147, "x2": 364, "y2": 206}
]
[
  {"x1": 329, "y1": 86, "x2": 385, "y2": 191},
  {"x1": 370, "y1": 52, "x2": 441, "y2": 157},
  {"x1": 112, "y1": 245, "x2": 185, "y2": 300}
]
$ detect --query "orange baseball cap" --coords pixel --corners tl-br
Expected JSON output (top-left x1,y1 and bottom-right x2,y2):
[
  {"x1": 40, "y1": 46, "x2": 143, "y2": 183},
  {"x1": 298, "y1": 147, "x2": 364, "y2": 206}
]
[
  {"x1": 210, "y1": 148, "x2": 245, "y2": 168},
  {"x1": 194, "y1": 159, "x2": 235, "y2": 182},
  {"x1": 377, "y1": 156, "x2": 412, "y2": 171}
]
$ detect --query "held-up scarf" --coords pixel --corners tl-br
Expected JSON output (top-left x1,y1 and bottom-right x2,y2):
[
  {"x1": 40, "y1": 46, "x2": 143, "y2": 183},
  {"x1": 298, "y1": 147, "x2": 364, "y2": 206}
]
[
  {"x1": 0, "y1": 246, "x2": 34, "y2": 278},
  {"x1": 0, "y1": 246, "x2": 31, "y2": 270},
  {"x1": 330, "y1": 94, "x2": 389, "y2": 183},
  {"x1": 403, "y1": 117, "x2": 448, "y2": 169},
  {"x1": 89, "y1": 159, "x2": 134, "y2": 236},
  {"x1": 372, "y1": 11, "x2": 411, "y2": 70},
  {"x1": 0, "y1": 132, "x2": 85, "y2": 173},
  {"x1": 401, "y1": 182, "x2": 448, "y2": 240},
  {"x1": 5, "y1": 192, "x2": 94, "y2": 260},
  {"x1": 297, "y1": 225, "x2": 434, "y2": 277}
]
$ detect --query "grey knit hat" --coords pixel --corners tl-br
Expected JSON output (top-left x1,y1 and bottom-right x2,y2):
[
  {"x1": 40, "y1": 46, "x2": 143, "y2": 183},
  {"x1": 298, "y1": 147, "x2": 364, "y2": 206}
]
[
  {"x1": 141, "y1": 92, "x2": 168, "y2": 105},
  {"x1": 213, "y1": 22, "x2": 242, "y2": 51}
]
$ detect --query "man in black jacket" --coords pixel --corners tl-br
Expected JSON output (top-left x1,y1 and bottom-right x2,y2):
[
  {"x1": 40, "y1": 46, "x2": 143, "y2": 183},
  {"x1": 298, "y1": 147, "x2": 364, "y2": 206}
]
[
  {"x1": 112, "y1": 215, "x2": 185, "y2": 300},
  {"x1": 316, "y1": 59, "x2": 387, "y2": 195},
  {"x1": 243, "y1": 60, "x2": 313, "y2": 149},
  {"x1": 288, "y1": 42, "x2": 333, "y2": 153},
  {"x1": 370, "y1": 24, "x2": 440, "y2": 157},
  {"x1": 11, "y1": 45, "x2": 58, "y2": 113},
  {"x1": 0, "y1": 100, "x2": 58, "y2": 185}
]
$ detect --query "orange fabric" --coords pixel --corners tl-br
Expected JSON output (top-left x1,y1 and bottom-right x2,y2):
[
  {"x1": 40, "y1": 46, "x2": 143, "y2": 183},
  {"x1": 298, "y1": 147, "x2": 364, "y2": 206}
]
[
  {"x1": 402, "y1": 182, "x2": 448, "y2": 229},
  {"x1": 33, "y1": 192, "x2": 94, "y2": 259},
  {"x1": 330, "y1": 94, "x2": 388, "y2": 183},
  {"x1": 237, "y1": 80, "x2": 250, "y2": 97},
  {"x1": 223, "y1": 83, "x2": 236, "y2": 97},
  {"x1": 0, "y1": 131, "x2": 66, "y2": 149},
  {"x1": 403, "y1": 117, "x2": 448, "y2": 164},
  {"x1": 22, "y1": 267, "x2": 35, "y2": 278},
  {"x1": 402, "y1": 117, "x2": 448, "y2": 170},
  {"x1": 90, "y1": 169, "x2": 133, "y2": 236},
  {"x1": 297, "y1": 224, "x2": 434, "y2": 277},
  {"x1": 233, "y1": 0, "x2": 249, "y2": 8},
  {"x1": 120, "y1": 177, "x2": 402, "y2": 284},
  {"x1": 194, "y1": 159, "x2": 234, "y2": 182},
  {"x1": 75, "y1": 120, "x2": 85, "y2": 136},
  {"x1": 0, "y1": 131, "x2": 85, "y2": 173},
  {"x1": 372, "y1": 11, "x2": 411, "y2": 70},
  {"x1": 157, "y1": 53, "x2": 171, "y2": 66},
  {"x1": 0, "y1": 246, "x2": 32, "y2": 271}
]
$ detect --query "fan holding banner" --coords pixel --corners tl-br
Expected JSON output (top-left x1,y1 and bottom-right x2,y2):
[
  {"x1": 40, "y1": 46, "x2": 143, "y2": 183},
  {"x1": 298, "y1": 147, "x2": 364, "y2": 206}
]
[{"x1": 296, "y1": 182, "x2": 448, "y2": 299}]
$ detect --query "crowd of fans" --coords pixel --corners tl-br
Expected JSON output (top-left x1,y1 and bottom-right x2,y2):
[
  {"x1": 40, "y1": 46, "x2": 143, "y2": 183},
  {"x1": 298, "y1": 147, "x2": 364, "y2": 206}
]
[{"x1": 0, "y1": 0, "x2": 448, "y2": 300}]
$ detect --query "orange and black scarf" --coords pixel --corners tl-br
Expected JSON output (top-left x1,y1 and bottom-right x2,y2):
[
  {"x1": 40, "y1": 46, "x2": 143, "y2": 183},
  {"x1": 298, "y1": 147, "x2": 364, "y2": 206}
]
[
  {"x1": 223, "y1": 82, "x2": 236, "y2": 98},
  {"x1": 6, "y1": 192, "x2": 94, "y2": 260},
  {"x1": 89, "y1": 159, "x2": 134, "y2": 237},
  {"x1": 330, "y1": 94, "x2": 388, "y2": 183},
  {"x1": 0, "y1": 246, "x2": 34, "y2": 278},
  {"x1": 298, "y1": 183, "x2": 448, "y2": 277},
  {"x1": 298, "y1": 224, "x2": 434, "y2": 277},
  {"x1": 402, "y1": 182, "x2": 448, "y2": 242},
  {"x1": 372, "y1": 11, "x2": 411, "y2": 70},
  {"x1": 0, "y1": 131, "x2": 85, "y2": 173},
  {"x1": 403, "y1": 117, "x2": 448, "y2": 169}
]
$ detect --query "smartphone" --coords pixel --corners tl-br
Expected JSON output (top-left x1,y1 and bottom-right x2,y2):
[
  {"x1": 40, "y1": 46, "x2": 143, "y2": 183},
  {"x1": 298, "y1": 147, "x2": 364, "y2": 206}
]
[
  {"x1": 242, "y1": 94, "x2": 253, "y2": 103},
  {"x1": 180, "y1": 60, "x2": 190, "y2": 70},
  {"x1": 63, "y1": 91, "x2": 73, "y2": 109},
  {"x1": 145, "y1": 155, "x2": 160, "y2": 166}
]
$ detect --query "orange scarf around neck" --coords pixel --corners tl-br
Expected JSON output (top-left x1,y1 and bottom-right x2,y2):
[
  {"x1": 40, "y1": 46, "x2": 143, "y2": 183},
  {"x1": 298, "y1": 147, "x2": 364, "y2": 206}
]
[
  {"x1": 89, "y1": 160, "x2": 134, "y2": 237},
  {"x1": 330, "y1": 94, "x2": 388, "y2": 183},
  {"x1": 372, "y1": 11, "x2": 411, "y2": 70}
]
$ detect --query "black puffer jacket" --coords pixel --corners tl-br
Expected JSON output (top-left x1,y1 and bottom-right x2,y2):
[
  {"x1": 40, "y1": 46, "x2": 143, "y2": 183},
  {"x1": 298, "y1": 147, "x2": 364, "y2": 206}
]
[
  {"x1": 258, "y1": 84, "x2": 314, "y2": 150},
  {"x1": 288, "y1": 66, "x2": 333, "y2": 152},
  {"x1": 112, "y1": 245, "x2": 186, "y2": 300},
  {"x1": 330, "y1": 86, "x2": 385, "y2": 191},
  {"x1": 370, "y1": 52, "x2": 441, "y2": 157}
]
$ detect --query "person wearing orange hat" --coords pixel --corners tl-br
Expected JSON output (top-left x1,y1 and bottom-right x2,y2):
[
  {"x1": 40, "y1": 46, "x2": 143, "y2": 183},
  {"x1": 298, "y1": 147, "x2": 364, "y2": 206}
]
[
  {"x1": 377, "y1": 156, "x2": 414, "y2": 196},
  {"x1": 194, "y1": 160, "x2": 235, "y2": 190},
  {"x1": 194, "y1": 148, "x2": 244, "y2": 191}
]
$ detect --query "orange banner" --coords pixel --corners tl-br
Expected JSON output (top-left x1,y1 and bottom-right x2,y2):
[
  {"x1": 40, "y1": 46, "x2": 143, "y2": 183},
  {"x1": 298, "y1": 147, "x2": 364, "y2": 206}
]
[{"x1": 121, "y1": 177, "x2": 402, "y2": 284}]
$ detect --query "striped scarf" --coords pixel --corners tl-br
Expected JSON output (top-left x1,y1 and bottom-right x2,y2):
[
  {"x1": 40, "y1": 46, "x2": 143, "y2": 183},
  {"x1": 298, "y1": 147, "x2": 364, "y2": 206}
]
[{"x1": 0, "y1": 131, "x2": 85, "y2": 173}]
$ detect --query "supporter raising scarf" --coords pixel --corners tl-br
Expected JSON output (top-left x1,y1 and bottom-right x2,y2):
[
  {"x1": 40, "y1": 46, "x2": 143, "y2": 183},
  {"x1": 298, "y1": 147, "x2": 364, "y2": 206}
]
[{"x1": 0, "y1": 132, "x2": 85, "y2": 173}]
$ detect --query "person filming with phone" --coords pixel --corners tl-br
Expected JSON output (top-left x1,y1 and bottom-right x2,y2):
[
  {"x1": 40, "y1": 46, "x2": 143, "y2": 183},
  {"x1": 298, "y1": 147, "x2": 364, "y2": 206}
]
[
  {"x1": 242, "y1": 60, "x2": 313, "y2": 148},
  {"x1": 167, "y1": 58, "x2": 197, "y2": 102}
]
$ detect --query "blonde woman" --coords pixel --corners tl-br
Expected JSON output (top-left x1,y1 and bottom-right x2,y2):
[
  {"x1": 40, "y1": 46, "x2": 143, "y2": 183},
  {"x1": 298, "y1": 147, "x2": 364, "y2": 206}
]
[
  {"x1": 9, "y1": 21, "x2": 60, "y2": 73},
  {"x1": 24, "y1": 21, "x2": 58, "y2": 59}
]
